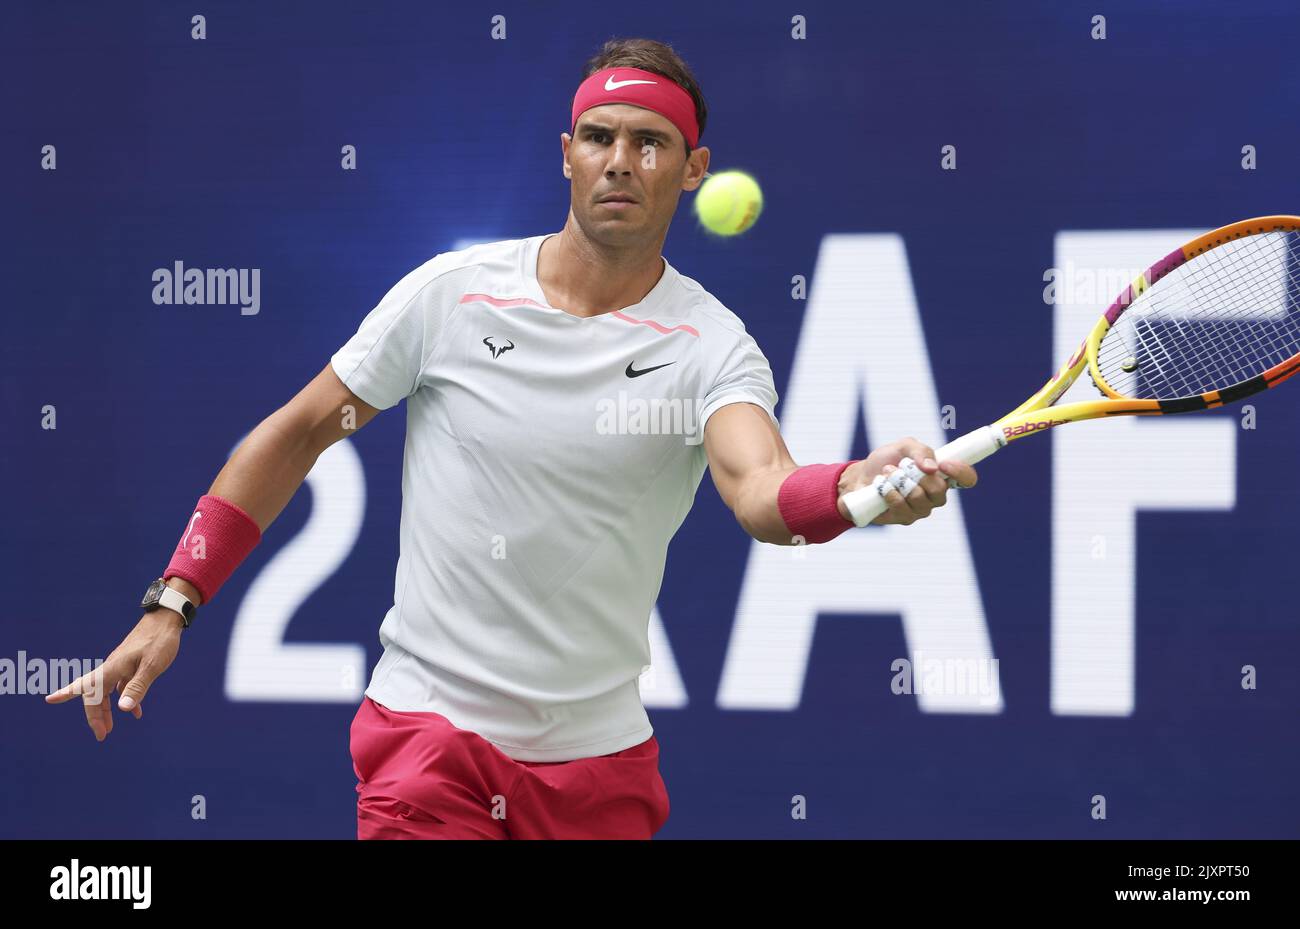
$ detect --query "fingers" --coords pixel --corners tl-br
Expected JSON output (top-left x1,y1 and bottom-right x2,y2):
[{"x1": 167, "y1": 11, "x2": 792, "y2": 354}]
[
  {"x1": 875, "y1": 463, "x2": 941, "y2": 525},
  {"x1": 874, "y1": 455, "x2": 971, "y2": 524},
  {"x1": 117, "y1": 676, "x2": 143, "y2": 719},
  {"x1": 909, "y1": 458, "x2": 950, "y2": 506},
  {"x1": 117, "y1": 664, "x2": 159, "y2": 714},
  {"x1": 895, "y1": 438, "x2": 938, "y2": 470},
  {"x1": 861, "y1": 438, "x2": 982, "y2": 526},
  {"x1": 877, "y1": 469, "x2": 923, "y2": 524},
  {"x1": 45, "y1": 680, "x2": 80, "y2": 704},
  {"x1": 48, "y1": 659, "x2": 144, "y2": 741},
  {"x1": 87, "y1": 697, "x2": 112, "y2": 741},
  {"x1": 939, "y1": 460, "x2": 979, "y2": 490},
  {"x1": 86, "y1": 669, "x2": 114, "y2": 741},
  {"x1": 889, "y1": 437, "x2": 980, "y2": 494}
]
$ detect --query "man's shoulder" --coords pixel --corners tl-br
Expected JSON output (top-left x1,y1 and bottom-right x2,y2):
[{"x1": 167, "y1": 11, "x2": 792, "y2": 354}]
[
  {"x1": 400, "y1": 235, "x2": 535, "y2": 288},
  {"x1": 668, "y1": 266, "x2": 760, "y2": 344}
]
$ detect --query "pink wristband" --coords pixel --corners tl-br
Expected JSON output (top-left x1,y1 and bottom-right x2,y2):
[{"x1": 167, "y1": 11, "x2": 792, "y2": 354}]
[
  {"x1": 164, "y1": 494, "x2": 262, "y2": 604},
  {"x1": 777, "y1": 461, "x2": 859, "y2": 544}
]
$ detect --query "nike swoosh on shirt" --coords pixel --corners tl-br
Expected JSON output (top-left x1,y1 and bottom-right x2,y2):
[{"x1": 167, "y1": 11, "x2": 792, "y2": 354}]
[
  {"x1": 605, "y1": 76, "x2": 658, "y2": 91},
  {"x1": 626, "y1": 361, "x2": 675, "y2": 378}
]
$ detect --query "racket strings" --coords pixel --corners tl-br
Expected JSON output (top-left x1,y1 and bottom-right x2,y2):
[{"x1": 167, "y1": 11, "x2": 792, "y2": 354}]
[
  {"x1": 1096, "y1": 231, "x2": 1300, "y2": 399},
  {"x1": 1187, "y1": 241, "x2": 1300, "y2": 371},
  {"x1": 1154, "y1": 239, "x2": 1300, "y2": 392},
  {"x1": 1182, "y1": 247, "x2": 1300, "y2": 388}
]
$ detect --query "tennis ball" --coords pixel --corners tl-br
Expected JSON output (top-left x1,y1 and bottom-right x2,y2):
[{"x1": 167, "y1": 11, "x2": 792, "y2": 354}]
[{"x1": 693, "y1": 170, "x2": 763, "y2": 236}]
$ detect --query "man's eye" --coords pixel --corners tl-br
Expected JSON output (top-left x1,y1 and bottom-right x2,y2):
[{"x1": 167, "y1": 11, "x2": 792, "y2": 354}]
[{"x1": 587, "y1": 133, "x2": 659, "y2": 146}]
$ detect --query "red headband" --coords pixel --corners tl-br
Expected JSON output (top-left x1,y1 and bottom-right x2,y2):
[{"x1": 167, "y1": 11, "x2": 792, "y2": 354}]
[{"x1": 571, "y1": 67, "x2": 700, "y2": 149}]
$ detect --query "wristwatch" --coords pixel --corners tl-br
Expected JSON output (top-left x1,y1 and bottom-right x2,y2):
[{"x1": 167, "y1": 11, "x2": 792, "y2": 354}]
[{"x1": 140, "y1": 577, "x2": 198, "y2": 629}]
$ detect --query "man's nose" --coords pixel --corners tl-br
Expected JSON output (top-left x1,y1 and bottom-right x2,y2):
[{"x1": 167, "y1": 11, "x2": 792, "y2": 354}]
[{"x1": 604, "y1": 137, "x2": 636, "y2": 174}]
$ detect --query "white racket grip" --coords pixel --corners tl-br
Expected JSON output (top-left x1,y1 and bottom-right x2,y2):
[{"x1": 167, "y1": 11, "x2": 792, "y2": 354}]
[{"x1": 840, "y1": 425, "x2": 1006, "y2": 528}]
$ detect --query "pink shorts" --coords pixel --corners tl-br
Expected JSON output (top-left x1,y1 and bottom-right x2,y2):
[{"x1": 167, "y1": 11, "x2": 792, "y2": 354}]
[{"x1": 348, "y1": 695, "x2": 670, "y2": 839}]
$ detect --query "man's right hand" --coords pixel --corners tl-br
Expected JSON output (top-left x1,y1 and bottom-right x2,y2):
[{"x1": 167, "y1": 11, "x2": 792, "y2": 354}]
[{"x1": 45, "y1": 608, "x2": 184, "y2": 742}]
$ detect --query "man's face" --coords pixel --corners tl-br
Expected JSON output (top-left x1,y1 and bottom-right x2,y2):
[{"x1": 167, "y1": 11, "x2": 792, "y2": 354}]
[{"x1": 562, "y1": 103, "x2": 709, "y2": 244}]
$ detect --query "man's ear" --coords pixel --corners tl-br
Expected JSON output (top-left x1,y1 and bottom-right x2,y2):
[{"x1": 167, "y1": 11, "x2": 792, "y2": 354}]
[
  {"x1": 682, "y1": 144, "x2": 710, "y2": 192},
  {"x1": 561, "y1": 132, "x2": 572, "y2": 179}
]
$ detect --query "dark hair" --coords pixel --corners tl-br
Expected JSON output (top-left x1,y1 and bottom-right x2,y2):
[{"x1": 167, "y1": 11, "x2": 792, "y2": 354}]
[{"x1": 581, "y1": 37, "x2": 708, "y2": 153}]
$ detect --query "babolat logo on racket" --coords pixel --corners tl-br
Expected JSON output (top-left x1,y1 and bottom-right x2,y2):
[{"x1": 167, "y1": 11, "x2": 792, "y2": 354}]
[{"x1": 1002, "y1": 419, "x2": 1069, "y2": 438}]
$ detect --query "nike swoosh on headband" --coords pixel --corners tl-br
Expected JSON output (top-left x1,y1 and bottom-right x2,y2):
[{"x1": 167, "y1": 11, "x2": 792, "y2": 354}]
[{"x1": 605, "y1": 75, "x2": 658, "y2": 91}]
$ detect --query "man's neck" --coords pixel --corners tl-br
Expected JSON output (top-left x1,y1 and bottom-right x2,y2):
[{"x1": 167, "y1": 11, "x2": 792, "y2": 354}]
[{"x1": 537, "y1": 218, "x2": 666, "y2": 318}]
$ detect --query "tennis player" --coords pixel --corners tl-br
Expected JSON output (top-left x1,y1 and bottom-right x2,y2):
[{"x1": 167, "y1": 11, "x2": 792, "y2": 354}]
[{"x1": 47, "y1": 38, "x2": 977, "y2": 839}]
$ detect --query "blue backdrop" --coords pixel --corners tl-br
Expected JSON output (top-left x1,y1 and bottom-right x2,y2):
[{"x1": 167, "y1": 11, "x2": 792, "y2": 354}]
[{"x1": 3, "y1": 0, "x2": 1297, "y2": 838}]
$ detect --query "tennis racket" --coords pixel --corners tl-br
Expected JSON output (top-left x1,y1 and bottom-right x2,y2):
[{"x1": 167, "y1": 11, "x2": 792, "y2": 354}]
[{"x1": 842, "y1": 215, "x2": 1300, "y2": 527}]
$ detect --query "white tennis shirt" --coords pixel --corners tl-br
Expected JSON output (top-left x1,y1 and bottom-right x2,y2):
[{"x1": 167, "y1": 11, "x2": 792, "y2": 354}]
[{"x1": 330, "y1": 234, "x2": 779, "y2": 761}]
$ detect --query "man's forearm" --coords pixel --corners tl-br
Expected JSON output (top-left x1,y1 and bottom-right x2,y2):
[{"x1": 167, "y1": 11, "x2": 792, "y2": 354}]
[
  {"x1": 703, "y1": 404, "x2": 861, "y2": 544},
  {"x1": 207, "y1": 409, "x2": 323, "y2": 531},
  {"x1": 735, "y1": 465, "x2": 804, "y2": 544},
  {"x1": 164, "y1": 409, "x2": 323, "y2": 605},
  {"x1": 737, "y1": 462, "x2": 866, "y2": 545}
]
